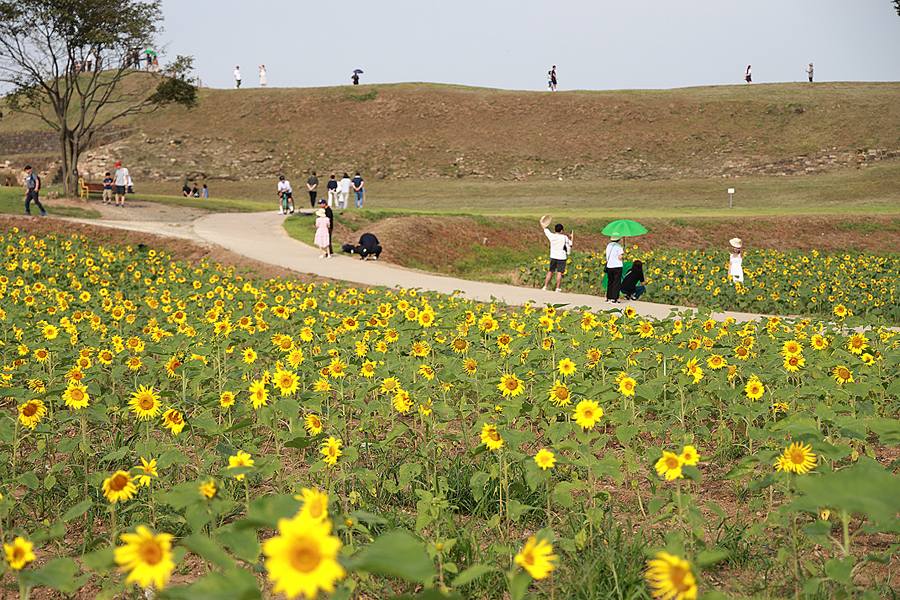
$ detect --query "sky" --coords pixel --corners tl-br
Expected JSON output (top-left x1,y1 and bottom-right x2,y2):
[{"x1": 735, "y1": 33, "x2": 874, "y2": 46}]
[{"x1": 156, "y1": 0, "x2": 900, "y2": 92}]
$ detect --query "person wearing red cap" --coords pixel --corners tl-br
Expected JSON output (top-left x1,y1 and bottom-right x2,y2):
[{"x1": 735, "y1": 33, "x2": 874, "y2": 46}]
[{"x1": 114, "y1": 161, "x2": 130, "y2": 207}]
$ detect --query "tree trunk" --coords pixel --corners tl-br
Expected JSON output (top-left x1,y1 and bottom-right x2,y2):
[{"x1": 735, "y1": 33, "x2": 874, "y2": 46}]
[{"x1": 60, "y1": 128, "x2": 79, "y2": 197}]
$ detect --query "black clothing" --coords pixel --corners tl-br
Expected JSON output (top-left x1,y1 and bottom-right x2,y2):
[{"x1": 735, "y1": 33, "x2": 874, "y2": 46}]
[
  {"x1": 606, "y1": 267, "x2": 623, "y2": 301},
  {"x1": 351, "y1": 74, "x2": 359, "y2": 85},
  {"x1": 355, "y1": 232, "x2": 381, "y2": 259},
  {"x1": 621, "y1": 264, "x2": 644, "y2": 293},
  {"x1": 324, "y1": 205, "x2": 334, "y2": 253}
]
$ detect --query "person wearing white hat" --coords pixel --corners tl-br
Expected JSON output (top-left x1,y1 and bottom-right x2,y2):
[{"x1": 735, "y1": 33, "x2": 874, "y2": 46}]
[
  {"x1": 314, "y1": 208, "x2": 331, "y2": 258},
  {"x1": 605, "y1": 235, "x2": 625, "y2": 303},
  {"x1": 539, "y1": 215, "x2": 573, "y2": 292},
  {"x1": 728, "y1": 238, "x2": 744, "y2": 284}
]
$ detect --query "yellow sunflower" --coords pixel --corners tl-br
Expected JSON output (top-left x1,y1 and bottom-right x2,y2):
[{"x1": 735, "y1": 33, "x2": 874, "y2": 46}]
[
  {"x1": 102, "y1": 470, "x2": 137, "y2": 503},
  {"x1": 654, "y1": 451, "x2": 684, "y2": 481},
  {"x1": 129, "y1": 385, "x2": 161, "y2": 420},
  {"x1": 463, "y1": 358, "x2": 478, "y2": 375},
  {"x1": 706, "y1": 355, "x2": 726, "y2": 370},
  {"x1": 4, "y1": 537, "x2": 35, "y2": 571},
  {"x1": 514, "y1": 536, "x2": 557, "y2": 580},
  {"x1": 135, "y1": 457, "x2": 158, "y2": 486},
  {"x1": 305, "y1": 414, "x2": 324, "y2": 435},
  {"x1": 220, "y1": 391, "x2": 235, "y2": 408},
  {"x1": 320, "y1": 437, "x2": 343, "y2": 466},
  {"x1": 783, "y1": 354, "x2": 805, "y2": 372},
  {"x1": 645, "y1": 552, "x2": 697, "y2": 600},
  {"x1": 557, "y1": 358, "x2": 577, "y2": 377},
  {"x1": 497, "y1": 373, "x2": 525, "y2": 397},
  {"x1": 744, "y1": 377, "x2": 764, "y2": 400},
  {"x1": 547, "y1": 380, "x2": 572, "y2": 407},
  {"x1": 18, "y1": 399, "x2": 47, "y2": 430},
  {"x1": 534, "y1": 449, "x2": 556, "y2": 471},
  {"x1": 249, "y1": 379, "x2": 269, "y2": 409},
  {"x1": 618, "y1": 376, "x2": 637, "y2": 397},
  {"x1": 273, "y1": 368, "x2": 300, "y2": 396},
  {"x1": 573, "y1": 400, "x2": 603, "y2": 430},
  {"x1": 847, "y1": 333, "x2": 868, "y2": 355},
  {"x1": 298, "y1": 488, "x2": 330, "y2": 521},
  {"x1": 228, "y1": 451, "x2": 255, "y2": 480},
  {"x1": 199, "y1": 480, "x2": 217, "y2": 499},
  {"x1": 832, "y1": 365, "x2": 854, "y2": 385},
  {"x1": 480, "y1": 423, "x2": 505, "y2": 451},
  {"x1": 63, "y1": 381, "x2": 90, "y2": 410},
  {"x1": 114, "y1": 526, "x2": 175, "y2": 590},
  {"x1": 263, "y1": 512, "x2": 346, "y2": 600},
  {"x1": 775, "y1": 442, "x2": 817, "y2": 475},
  {"x1": 162, "y1": 408, "x2": 186, "y2": 435}
]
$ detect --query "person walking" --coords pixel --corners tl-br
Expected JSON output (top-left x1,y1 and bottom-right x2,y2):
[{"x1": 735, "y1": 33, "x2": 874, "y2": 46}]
[
  {"x1": 318, "y1": 199, "x2": 334, "y2": 254},
  {"x1": 102, "y1": 172, "x2": 113, "y2": 204},
  {"x1": 23, "y1": 166, "x2": 46, "y2": 217},
  {"x1": 277, "y1": 175, "x2": 294, "y2": 214},
  {"x1": 744, "y1": 65, "x2": 752, "y2": 84},
  {"x1": 351, "y1": 172, "x2": 364, "y2": 208},
  {"x1": 604, "y1": 235, "x2": 624, "y2": 303},
  {"x1": 338, "y1": 173, "x2": 351, "y2": 209},
  {"x1": 728, "y1": 238, "x2": 744, "y2": 284},
  {"x1": 326, "y1": 174, "x2": 338, "y2": 208},
  {"x1": 114, "y1": 161, "x2": 129, "y2": 207},
  {"x1": 539, "y1": 215, "x2": 573, "y2": 292},
  {"x1": 234, "y1": 66, "x2": 242, "y2": 88},
  {"x1": 307, "y1": 171, "x2": 319, "y2": 208},
  {"x1": 259, "y1": 65, "x2": 267, "y2": 87},
  {"x1": 806, "y1": 63, "x2": 814, "y2": 82},
  {"x1": 314, "y1": 208, "x2": 331, "y2": 258},
  {"x1": 550, "y1": 65, "x2": 557, "y2": 91},
  {"x1": 621, "y1": 260, "x2": 646, "y2": 301}
]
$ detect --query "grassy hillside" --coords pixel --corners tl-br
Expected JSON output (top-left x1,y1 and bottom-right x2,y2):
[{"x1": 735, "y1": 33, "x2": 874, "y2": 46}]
[{"x1": 3, "y1": 79, "x2": 900, "y2": 193}]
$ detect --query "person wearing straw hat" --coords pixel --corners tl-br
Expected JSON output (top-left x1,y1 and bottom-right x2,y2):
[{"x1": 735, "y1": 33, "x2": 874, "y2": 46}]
[
  {"x1": 728, "y1": 238, "x2": 744, "y2": 284},
  {"x1": 539, "y1": 215, "x2": 573, "y2": 292},
  {"x1": 314, "y1": 208, "x2": 331, "y2": 258},
  {"x1": 605, "y1": 235, "x2": 625, "y2": 303}
]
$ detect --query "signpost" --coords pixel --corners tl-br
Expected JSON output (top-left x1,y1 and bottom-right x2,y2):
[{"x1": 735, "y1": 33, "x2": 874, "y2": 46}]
[{"x1": 728, "y1": 188, "x2": 735, "y2": 209}]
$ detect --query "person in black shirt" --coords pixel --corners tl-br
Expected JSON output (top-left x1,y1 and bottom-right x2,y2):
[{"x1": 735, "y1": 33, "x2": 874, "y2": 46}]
[
  {"x1": 355, "y1": 232, "x2": 381, "y2": 260},
  {"x1": 182, "y1": 182, "x2": 191, "y2": 197},
  {"x1": 621, "y1": 260, "x2": 646, "y2": 301}
]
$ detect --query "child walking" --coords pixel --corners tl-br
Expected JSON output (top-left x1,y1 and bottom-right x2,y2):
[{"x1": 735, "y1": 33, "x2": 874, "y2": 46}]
[{"x1": 315, "y1": 208, "x2": 331, "y2": 258}]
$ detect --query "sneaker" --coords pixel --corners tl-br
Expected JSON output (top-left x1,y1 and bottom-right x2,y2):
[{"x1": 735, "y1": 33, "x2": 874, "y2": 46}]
[
  {"x1": 40, "y1": 211, "x2": 47, "y2": 217},
  {"x1": 555, "y1": 288, "x2": 561, "y2": 293},
  {"x1": 278, "y1": 208, "x2": 284, "y2": 214},
  {"x1": 541, "y1": 286, "x2": 547, "y2": 291},
  {"x1": 604, "y1": 299, "x2": 610, "y2": 303},
  {"x1": 360, "y1": 256, "x2": 367, "y2": 261},
  {"x1": 372, "y1": 256, "x2": 377, "y2": 260},
  {"x1": 611, "y1": 300, "x2": 620, "y2": 304}
]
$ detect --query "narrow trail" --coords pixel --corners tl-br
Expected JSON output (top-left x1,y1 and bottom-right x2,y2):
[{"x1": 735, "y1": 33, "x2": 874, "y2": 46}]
[{"x1": 61, "y1": 208, "x2": 773, "y2": 323}]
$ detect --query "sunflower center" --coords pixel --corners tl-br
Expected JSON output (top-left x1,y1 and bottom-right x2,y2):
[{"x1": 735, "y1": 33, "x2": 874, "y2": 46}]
[
  {"x1": 290, "y1": 538, "x2": 322, "y2": 573},
  {"x1": 71, "y1": 389, "x2": 84, "y2": 402},
  {"x1": 139, "y1": 396, "x2": 154, "y2": 410},
  {"x1": 111, "y1": 474, "x2": 129, "y2": 491},
  {"x1": 556, "y1": 388, "x2": 569, "y2": 400},
  {"x1": 23, "y1": 404, "x2": 38, "y2": 417},
  {"x1": 505, "y1": 380, "x2": 518, "y2": 390},
  {"x1": 309, "y1": 501, "x2": 325, "y2": 519},
  {"x1": 665, "y1": 457, "x2": 679, "y2": 469},
  {"x1": 488, "y1": 431, "x2": 501, "y2": 442},
  {"x1": 789, "y1": 450, "x2": 806, "y2": 465},
  {"x1": 140, "y1": 540, "x2": 163, "y2": 565},
  {"x1": 671, "y1": 565, "x2": 690, "y2": 591}
]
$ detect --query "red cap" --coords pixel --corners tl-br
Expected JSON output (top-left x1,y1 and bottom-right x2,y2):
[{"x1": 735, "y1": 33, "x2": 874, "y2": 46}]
[{"x1": 115, "y1": 161, "x2": 122, "y2": 167}]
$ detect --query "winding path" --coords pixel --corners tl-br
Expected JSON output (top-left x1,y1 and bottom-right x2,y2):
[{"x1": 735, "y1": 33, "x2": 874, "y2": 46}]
[{"x1": 63, "y1": 208, "x2": 769, "y2": 322}]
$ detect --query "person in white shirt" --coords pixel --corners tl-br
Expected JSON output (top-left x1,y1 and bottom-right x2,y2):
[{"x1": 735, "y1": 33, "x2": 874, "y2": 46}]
[
  {"x1": 540, "y1": 217, "x2": 573, "y2": 292},
  {"x1": 604, "y1": 236, "x2": 625, "y2": 303},
  {"x1": 234, "y1": 66, "x2": 242, "y2": 88},
  {"x1": 114, "y1": 161, "x2": 130, "y2": 207},
  {"x1": 338, "y1": 173, "x2": 352, "y2": 209},
  {"x1": 276, "y1": 175, "x2": 294, "y2": 214}
]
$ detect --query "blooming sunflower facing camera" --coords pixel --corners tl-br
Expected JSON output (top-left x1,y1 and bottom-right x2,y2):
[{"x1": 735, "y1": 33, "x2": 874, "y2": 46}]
[
  {"x1": 645, "y1": 552, "x2": 697, "y2": 600},
  {"x1": 573, "y1": 399, "x2": 603, "y2": 430},
  {"x1": 263, "y1": 512, "x2": 346, "y2": 600},
  {"x1": 514, "y1": 536, "x2": 557, "y2": 580},
  {"x1": 480, "y1": 423, "x2": 505, "y2": 450},
  {"x1": 775, "y1": 442, "x2": 816, "y2": 475},
  {"x1": 103, "y1": 470, "x2": 137, "y2": 503},
  {"x1": 114, "y1": 526, "x2": 175, "y2": 590},
  {"x1": 497, "y1": 373, "x2": 524, "y2": 397}
]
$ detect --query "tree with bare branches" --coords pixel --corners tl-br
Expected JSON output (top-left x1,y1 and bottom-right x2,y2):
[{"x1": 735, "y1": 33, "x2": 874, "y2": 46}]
[{"x1": 0, "y1": 0, "x2": 196, "y2": 195}]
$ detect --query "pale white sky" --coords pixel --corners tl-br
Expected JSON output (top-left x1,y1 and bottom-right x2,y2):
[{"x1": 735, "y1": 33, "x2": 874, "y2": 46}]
[{"x1": 158, "y1": 0, "x2": 900, "y2": 91}]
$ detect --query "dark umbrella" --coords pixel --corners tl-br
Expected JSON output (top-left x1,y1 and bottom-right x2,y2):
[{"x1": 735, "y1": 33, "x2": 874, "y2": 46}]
[{"x1": 353, "y1": 69, "x2": 364, "y2": 74}]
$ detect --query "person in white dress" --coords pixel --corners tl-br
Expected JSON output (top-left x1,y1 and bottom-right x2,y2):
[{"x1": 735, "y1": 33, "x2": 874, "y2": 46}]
[
  {"x1": 259, "y1": 65, "x2": 267, "y2": 87},
  {"x1": 728, "y1": 238, "x2": 744, "y2": 284}
]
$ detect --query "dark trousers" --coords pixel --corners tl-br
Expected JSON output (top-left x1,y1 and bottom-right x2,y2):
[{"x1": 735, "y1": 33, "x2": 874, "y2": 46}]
[
  {"x1": 25, "y1": 190, "x2": 44, "y2": 215},
  {"x1": 606, "y1": 267, "x2": 622, "y2": 300},
  {"x1": 309, "y1": 191, "x2": 317, "y2": 208}
]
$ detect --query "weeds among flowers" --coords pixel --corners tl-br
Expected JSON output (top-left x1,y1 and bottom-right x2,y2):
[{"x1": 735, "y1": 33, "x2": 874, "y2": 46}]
[{"x1": 1, "y1": 230, "x2": 899, "y2": 598}]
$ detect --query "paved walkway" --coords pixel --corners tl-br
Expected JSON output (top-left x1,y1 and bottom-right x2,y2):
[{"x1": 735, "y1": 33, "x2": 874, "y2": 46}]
[{"x1": 60, "y1": 209, "x2": 772, "y2": 322}]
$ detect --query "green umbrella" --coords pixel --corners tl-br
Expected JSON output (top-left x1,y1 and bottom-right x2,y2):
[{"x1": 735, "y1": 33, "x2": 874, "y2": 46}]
[
  {"x1": 144, "y1": 49, "x2": 157, "y2": 57},
  {"x1": 601, "y1": 219, "x2": 647, "y2": 237}
]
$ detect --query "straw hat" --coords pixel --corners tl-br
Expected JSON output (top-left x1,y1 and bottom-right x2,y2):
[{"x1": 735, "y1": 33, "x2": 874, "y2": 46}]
[
  {"x1": 610, "y1": 235, "x2": 622, "y2": 242},
  {"x1": 316, "y1": 208, "x2": 326, "y2": 217},
  {"x1": 729, "y1": 237, "x2": 742, "y2": 249},
  {"x1": 540, "y1": 214, "x2": 552, "y2": 229}
]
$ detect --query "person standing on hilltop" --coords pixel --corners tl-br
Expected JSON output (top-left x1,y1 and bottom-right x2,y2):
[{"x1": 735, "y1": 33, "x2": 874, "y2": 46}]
[
  {"x1": 550, "y1": 65, "x2": 557, "y2": 91},
  {"x1": 338, "y1": 173, "x2": 351, "y2": 209},
  {"x1": 352, "y1": 72, "x2": 359, "y2": 85},
  {"x1": 351, "y1": 172, "x2": 364, "y2": 208},
  {"x1": 326, "y1": 174, "x2": 338, "y2": 208},
  {"x1": 745, "y1": 65, "x2": 752, "y2": 83},
  {"x1": 259, "y1": 65, "x2": 267, "y2": 87},
  {"x1": 234, "y1": 66, "x2": 242, "y2": 88},
  {"x1": 307, "y1": 171, "x2": 319, "y2": 208},
  {"x1": 806, "y1": 63, "x2": 814, "y2": 82}
]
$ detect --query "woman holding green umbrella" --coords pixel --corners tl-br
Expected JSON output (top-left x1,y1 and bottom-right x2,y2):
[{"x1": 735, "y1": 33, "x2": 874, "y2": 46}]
[{"x1": 605, "y1": 235, "x2": 625, "y2": 303}]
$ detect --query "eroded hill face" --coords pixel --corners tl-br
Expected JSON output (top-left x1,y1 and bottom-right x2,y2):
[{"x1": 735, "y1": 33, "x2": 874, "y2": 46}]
[{"x1": 5, "y1": 81, "x2": 900, "y2": 186}]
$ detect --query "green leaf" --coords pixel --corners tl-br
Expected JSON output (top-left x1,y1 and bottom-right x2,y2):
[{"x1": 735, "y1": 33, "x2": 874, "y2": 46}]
[
  {"x1": 824, "y1": 556, "x2": 856, "y2": 584},
  {"x1": 347, "y1": 530, "x2": 435, "y2": 584},
  {"x1": 695, "y1": 549, "x2": 728, "y2": 568},
  {"x1": 162, "y1": 568, "x2": 261, "y2": 600},
  {"x1": 451, "y1": 564, "x2": 496, "y2": 587},
  {"x1": 179, "y1": 534, "x2": 236, "y2": 570},
  {"x1": 62, "y1": 499, "x2": 93, "y2": 522},
  {"x1": 509, "y1": 571, "x2": 532, "y2": 600},
  {"x1": 81, "y1": 546, "x2": 115, "y2": 571},
  {"x1": 243, "y1": 494, "x2": 302, "y2": 529},
  {"x1": 17, "y1": 470, "x2": 39, "y2": 489},
  {"x1": 18, "y1": 558, "x2": 86, "y2": 592},
  {"x1": 218, "y1": 527, "x2": 260, "y2": 563},
  {"x1": 790, "y1": 462, "x2": 900, "y2": 523}
]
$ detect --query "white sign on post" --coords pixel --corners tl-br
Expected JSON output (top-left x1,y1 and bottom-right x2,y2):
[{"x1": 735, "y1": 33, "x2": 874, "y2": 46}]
[{"x1": 727, "y1": 188, "x2": 735, "y2": 208}]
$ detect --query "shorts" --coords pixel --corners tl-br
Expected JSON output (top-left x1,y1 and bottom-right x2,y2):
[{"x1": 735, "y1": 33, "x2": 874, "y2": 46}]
[
  {"x1": 548, "y1": 258, "x2": 567, "y2": 273},
  {"x1": 283, "y1": 192, "x2": 293, "y2": 200},
  {"x1": 102, "y1": 189, "x2": 113, "y2": 199},
  {"x1": 114, "y1": 185, "x2": 126, "y2": 195}
]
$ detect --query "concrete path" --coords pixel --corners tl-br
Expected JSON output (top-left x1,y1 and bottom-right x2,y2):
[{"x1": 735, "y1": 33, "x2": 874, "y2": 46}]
[{"x1": 189, "y1": 211, "x2": 771, "y2": 322}]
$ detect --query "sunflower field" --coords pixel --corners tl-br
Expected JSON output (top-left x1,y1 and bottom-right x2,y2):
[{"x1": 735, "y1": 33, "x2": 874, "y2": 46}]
[
  {"x1": 2, "y1": 227, "x2": 900, "y2": 599},
  {"x1": 523, "y1": 247, "x2": 900, "y2": 323}
]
